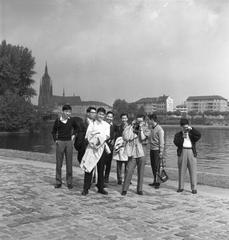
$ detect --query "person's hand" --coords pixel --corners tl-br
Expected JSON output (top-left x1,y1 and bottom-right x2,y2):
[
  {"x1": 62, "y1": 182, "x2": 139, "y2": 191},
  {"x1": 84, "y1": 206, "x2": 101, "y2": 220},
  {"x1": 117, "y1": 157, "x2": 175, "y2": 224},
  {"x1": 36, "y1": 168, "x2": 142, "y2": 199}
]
[
  {"x1": 161, "y1": 161, "x2": 166, "y2": 168},
  {"x1": 131, "y1": 120, "x2": 136, "y2": 126},
  {"x1": 159, "y1": 152, "x2": 163, "y2": 159},
  {"x1": 71, "y1": 135, "x2": 76, "y2": 142}
]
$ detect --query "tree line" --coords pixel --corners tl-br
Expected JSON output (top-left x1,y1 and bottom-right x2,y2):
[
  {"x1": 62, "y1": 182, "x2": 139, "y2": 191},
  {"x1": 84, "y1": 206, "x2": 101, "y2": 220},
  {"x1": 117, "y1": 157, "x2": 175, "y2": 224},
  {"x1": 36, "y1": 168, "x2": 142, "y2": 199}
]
[{"x1": 0, "y1": 40, "x2": 40, "y2": 132}]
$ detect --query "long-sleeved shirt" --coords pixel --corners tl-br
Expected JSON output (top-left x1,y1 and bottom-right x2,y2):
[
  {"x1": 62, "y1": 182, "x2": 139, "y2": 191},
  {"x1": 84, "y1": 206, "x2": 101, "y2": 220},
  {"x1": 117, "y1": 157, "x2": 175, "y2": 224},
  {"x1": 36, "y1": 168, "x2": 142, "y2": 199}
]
[{"x1": 149, "y1": 124, "x2": 164, "y2": 153}]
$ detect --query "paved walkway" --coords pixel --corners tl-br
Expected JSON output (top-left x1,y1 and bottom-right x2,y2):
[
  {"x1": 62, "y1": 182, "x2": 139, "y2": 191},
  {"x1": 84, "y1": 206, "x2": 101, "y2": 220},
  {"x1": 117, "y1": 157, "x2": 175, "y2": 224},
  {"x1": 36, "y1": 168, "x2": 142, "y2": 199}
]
[{"x1": 0, "y1": 156, "x2": 229, "y2": 240}]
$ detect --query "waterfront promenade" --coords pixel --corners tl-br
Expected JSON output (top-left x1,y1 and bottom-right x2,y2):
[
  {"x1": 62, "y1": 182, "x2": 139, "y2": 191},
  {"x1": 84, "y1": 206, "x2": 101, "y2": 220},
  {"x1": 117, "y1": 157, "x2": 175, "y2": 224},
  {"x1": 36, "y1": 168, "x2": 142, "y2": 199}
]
[{"x1": 0, "y1": 155, "x2": 229, "y2": 240}]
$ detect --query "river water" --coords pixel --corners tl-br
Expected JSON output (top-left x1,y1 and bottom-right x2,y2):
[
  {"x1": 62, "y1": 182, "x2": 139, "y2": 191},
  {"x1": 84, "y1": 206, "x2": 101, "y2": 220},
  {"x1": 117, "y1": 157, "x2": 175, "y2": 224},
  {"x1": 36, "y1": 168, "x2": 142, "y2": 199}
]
[{"x1": 0, "y1": 125, "x2": 229, "y2": 175}]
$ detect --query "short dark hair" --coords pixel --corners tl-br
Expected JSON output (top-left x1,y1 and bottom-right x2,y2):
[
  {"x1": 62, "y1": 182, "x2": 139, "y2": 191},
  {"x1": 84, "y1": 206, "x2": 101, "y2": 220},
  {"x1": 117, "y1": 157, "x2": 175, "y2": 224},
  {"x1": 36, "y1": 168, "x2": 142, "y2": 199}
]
[
  {"x1": 136, "y1": 114, "x2": 145, "y2": 120},
  {"x1": 62, "y1": 104, "x2": 72, "y2": 111},
  {"x1": 97, "y1": 107, "x2": 106, "y2": 114},
  {"x1": 120, "y1": 113, "x2": 128, "y2": 118},
  {"x1": 180, "y1": 118, "x2": 189, "y2": 126},
  {"x1": 149, "y1": 113, "x2": 158, "y2": 122},
  {"x1": 86, "y1": 106, "x2": 96, "y2": 113},
  {"x1": 106, "y1": 111, "x2": 114, "y2": 116}
]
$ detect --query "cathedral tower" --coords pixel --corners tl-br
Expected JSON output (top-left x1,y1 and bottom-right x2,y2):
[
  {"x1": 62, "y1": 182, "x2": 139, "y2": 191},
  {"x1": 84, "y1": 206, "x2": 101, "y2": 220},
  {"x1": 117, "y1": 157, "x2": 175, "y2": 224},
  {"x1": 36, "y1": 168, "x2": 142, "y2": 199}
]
[{"x1": 38, "y1": 63, "x2": 53, "y2": 109}]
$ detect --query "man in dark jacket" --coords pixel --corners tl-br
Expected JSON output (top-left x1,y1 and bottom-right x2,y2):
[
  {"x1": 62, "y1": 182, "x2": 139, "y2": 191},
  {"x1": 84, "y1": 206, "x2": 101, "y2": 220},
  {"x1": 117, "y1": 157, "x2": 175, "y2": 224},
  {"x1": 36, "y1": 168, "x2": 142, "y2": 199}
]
[
  {"x1": 173, "y1": 118, "x2": 201, "y2": 194},
  {"x1": 104, "y1": 111, "x2": 117, "y2": 184},
  {"x1": 74, "y1": 107, "x2": 97, "y2": 163}
]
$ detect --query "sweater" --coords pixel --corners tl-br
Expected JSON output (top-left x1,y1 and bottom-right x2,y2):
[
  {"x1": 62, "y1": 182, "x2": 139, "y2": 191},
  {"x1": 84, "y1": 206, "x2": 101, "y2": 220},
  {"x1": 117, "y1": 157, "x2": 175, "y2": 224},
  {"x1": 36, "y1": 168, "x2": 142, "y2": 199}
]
[
  {"x1": 52, "y1": 117, "x2": 78, "y2": 141},
  {"x1": 149, "y1": 124, "x2": 164, "y2": 153}
]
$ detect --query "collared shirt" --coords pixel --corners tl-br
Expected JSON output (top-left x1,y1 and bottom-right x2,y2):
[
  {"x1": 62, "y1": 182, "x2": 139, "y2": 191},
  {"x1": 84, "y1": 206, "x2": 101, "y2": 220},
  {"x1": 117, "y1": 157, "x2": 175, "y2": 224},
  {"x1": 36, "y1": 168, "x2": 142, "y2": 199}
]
[{"x1": 60, "y1": 116, "x2": 70, "y2": 124}]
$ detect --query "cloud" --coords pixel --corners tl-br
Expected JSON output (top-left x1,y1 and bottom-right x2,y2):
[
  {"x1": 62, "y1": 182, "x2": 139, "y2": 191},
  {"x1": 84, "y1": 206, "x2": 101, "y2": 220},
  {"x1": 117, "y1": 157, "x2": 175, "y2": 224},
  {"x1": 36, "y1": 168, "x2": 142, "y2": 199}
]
[{"x1": 1, "y1": 0, "x2": 229, "y2": 105}]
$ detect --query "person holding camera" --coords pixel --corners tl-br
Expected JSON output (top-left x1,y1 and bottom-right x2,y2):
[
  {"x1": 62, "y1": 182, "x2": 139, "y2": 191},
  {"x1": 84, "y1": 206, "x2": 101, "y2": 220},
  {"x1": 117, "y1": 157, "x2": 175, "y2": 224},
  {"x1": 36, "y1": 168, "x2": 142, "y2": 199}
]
[
  {"x1": 174, "y1": 118, "x2": 201, "y2": 194},
  {"x1": 121, "y1": 114, "x2": 150, "y2": 196},
  {"x1": 148, "y1": 113, "x2": 165, "y2": 189}
]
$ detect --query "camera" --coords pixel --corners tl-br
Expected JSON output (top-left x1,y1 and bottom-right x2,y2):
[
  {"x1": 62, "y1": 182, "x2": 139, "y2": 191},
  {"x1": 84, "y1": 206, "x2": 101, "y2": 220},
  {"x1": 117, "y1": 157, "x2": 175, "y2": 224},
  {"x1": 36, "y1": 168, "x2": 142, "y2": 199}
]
[
  {"x1": 132, "y1": 122, "x2": 140, "y2": 134},
  {"x1": 183, "y1": 127, "x2": 190, "y2": 133}
]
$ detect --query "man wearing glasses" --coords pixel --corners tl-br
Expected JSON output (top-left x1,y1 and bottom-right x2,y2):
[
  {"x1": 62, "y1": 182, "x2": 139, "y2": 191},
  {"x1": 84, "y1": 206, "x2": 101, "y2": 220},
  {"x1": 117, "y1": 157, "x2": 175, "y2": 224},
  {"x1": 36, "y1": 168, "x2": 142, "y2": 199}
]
[{"x1": 81, "y1": 107, "x2": 110, "y2": 196}]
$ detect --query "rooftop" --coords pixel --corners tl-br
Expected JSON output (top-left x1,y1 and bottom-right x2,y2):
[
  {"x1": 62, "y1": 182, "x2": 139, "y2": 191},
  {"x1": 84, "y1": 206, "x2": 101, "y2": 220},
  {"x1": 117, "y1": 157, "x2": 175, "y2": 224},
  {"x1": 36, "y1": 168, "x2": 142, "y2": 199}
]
[
  {"x1": 187, "y1": 95, "x2": 227, "y2": 101},
  {"x1": 136, "y1": 95, "x2": 170, "y2": 104}
]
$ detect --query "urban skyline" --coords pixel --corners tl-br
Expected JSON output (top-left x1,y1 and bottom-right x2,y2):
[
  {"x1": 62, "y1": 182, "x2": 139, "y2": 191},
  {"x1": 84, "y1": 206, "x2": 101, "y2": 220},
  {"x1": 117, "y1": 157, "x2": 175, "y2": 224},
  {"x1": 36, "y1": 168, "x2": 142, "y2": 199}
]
[{"x1": 1, "y1": 0, "x2": 229, "y2": 106}]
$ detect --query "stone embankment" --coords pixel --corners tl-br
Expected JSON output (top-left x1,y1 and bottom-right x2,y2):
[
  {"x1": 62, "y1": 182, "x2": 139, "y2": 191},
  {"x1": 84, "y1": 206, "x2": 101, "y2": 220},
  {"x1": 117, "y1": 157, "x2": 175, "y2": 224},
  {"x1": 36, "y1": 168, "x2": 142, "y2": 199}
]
[{"x1": 0, "y1": 150, "x2": 229, "y2": 240}]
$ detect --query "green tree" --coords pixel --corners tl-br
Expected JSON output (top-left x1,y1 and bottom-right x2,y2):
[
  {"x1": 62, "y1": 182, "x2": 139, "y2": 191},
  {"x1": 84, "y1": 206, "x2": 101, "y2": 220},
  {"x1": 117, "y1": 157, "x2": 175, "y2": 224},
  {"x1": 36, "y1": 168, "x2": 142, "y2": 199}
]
[
  {"x1": 112, "y1": 99, "x2": 146, "y2": 123},
  {"x1": 112, "y1": 99, "x2": 129, "y2": 122},
  {"x1": 0, "y1": 40, "x2": 39, "y2": 131},
  {"x1": 0, "y1": 40, "x2": 36, "y2": 100}
]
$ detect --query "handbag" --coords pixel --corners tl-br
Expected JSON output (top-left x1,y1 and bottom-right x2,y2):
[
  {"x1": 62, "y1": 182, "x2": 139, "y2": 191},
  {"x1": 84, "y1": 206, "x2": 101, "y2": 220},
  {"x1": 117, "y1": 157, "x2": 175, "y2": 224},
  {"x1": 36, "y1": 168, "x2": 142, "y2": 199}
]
[{"x1": 156, "y1": 158, "x2": 169, "y2": 183}]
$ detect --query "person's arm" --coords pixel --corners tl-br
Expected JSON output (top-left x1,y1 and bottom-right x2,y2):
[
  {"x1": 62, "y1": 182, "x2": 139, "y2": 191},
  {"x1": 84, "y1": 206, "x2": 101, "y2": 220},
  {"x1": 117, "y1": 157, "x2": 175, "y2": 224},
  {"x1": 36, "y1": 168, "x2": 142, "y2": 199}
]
[
  {"x1": 158, "y1": 129, "x2": 165, "y2": 158},
  {"x1": 106, "y1": 123, "x2": 110, "y2": 140},
  {"x1": 189, "y1": 127, "x2": 201, "y2": 142},
  {"x1": 51, "y1": 119, "x2": 58, "y2": 142},
  {"x1": 139, "y1": 122, "x2": 150, "y2": 141},
  {"x1": 85, "y1": 122, "x2": 93, "y2": 140},
  {"x1": 173, "y1": 132, "x2": 181, "y2": 147}
]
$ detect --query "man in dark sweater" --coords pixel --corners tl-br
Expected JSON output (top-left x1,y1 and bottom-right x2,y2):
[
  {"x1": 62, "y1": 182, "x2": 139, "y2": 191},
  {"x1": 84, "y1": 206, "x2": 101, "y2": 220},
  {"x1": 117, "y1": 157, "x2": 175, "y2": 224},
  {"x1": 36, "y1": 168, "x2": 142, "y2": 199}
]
[{"x1": 52, "y1": 104, "x2": 78, "y2": 189}]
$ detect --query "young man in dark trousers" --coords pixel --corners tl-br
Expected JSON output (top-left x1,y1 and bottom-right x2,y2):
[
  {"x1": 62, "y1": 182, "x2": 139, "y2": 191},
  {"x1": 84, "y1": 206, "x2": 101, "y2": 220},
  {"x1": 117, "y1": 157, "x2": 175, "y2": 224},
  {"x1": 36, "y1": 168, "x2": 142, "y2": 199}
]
[
  {"x1": 104, "y1": 111, "x2": 117, "y2": 184},
  {"x1": 52, "y1": 104, "x2": 78, "y2": 189},
  {"x1": 148, "y1": 113, "x2": 165, "y2": 189},
  {"x1": 81, "y1": 107, "x2": 110, "y2": 196},
  {"x1": 174, "y1": 118, "x2": 201, "y2": 194}
]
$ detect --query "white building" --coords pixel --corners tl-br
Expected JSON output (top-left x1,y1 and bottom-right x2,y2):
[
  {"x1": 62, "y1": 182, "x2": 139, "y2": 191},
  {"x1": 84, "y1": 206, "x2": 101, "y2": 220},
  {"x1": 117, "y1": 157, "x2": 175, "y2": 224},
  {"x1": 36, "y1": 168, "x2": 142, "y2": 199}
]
[
  {"x1": 175, "y1": 104, "x2": 188, "y2": 113},
  {"x1": 136, "y1": 95, "x2": 174, "y2": 114},
  {"x1": 186, "y1": 95, "x2": 228, "y2": 113}
]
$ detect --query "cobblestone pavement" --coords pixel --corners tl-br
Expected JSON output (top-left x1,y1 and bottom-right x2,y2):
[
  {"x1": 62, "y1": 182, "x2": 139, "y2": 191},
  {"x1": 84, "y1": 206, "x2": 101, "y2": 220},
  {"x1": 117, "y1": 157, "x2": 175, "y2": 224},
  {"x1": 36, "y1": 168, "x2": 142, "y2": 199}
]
[{"x1": 0, "y1": 157, "x2": 229, "y2": 240}]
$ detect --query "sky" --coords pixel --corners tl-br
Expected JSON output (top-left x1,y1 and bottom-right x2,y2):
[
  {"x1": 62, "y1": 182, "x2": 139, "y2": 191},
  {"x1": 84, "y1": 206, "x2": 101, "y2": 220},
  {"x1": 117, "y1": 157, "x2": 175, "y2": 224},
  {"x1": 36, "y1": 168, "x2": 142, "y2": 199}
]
[{"x1": 1, "y1": 0, "x2": 229, "y2": 107}]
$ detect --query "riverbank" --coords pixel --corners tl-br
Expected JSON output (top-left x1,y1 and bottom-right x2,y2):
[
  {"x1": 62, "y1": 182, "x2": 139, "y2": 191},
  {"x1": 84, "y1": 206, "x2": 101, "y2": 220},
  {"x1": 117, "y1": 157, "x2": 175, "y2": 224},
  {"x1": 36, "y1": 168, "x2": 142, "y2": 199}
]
[
  {"x1": 0, "y1": 148, "x2": 229, "y2": 188},
  {"x1": 0, "y1": 156, "x2": 229, "y2": 239},
  {"x1": 162, "y1": 124, "x2": 229, "y2": 129}
]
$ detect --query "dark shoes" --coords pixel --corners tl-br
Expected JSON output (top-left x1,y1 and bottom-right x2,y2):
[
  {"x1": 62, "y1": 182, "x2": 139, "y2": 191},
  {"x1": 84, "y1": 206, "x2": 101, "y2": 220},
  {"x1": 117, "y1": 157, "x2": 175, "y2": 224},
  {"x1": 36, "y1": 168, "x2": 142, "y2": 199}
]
[
  {"x1": 98, "y1": 189, "x2": 108, "y2": 195},
  {"x1": 117, "y1": 180, "x2": 122, "y2": 185},
  {"x1": 137, "y1": 191, "x2": 143, "y2": 195},
  {"x1": 149, "y1": 182, "x2": 156, "y2": 187},
  {"x1": 121, "y1": 191, "x2": 127, "y2": 196},
  {"x1": 154, "y1": 183, "x2": 160, "y2": 189},
  {"x1": 54, "y1": 184, "x2": 62, "y2": 188},
  {"x1": 177, "y1": 189, "x2": 184, "y2": 193},
  {"x1": 67, "y1": 184, "x2": 73, "y2": 189},
  {"x1": 192, "y1": 190, "x2": 197, "y2": 194},
  {"x1": 81, "y1": 190, "x2": 88, "y2": 196}
]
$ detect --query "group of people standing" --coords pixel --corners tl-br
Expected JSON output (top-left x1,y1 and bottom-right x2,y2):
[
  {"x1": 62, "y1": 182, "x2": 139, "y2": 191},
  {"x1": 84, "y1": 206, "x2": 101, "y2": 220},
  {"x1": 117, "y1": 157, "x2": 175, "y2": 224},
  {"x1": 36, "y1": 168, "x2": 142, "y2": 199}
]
[{"x1": 52, "y1": 104, "x2": 201, "y2": 196}]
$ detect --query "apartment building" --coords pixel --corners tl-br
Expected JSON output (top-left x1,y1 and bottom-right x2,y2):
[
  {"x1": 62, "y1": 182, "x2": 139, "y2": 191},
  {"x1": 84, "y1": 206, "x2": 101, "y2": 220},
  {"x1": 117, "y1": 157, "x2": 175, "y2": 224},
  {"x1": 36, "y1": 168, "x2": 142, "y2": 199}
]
[
  {"x1": 136, "y1": 95, "x2": 174, "y2": 114},
  {"x1": 186, "y1": 95, "x2": 228, "y2": 113}
]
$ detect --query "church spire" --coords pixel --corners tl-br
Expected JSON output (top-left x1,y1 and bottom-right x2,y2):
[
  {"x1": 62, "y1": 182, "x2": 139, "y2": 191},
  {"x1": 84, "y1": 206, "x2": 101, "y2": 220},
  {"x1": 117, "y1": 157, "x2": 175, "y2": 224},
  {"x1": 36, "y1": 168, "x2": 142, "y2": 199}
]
[
  {"x1": 63, "y1": 88, "x2": 65, "y2": 97},
  {"x1": 45, "y1": 61, "x2": 48, "y2": 75}
]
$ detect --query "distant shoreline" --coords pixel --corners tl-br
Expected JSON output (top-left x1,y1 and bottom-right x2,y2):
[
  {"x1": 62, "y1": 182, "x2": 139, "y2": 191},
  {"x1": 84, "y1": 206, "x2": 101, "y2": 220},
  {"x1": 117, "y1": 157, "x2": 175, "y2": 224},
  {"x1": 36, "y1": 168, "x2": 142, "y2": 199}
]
[
  {"x1": 162, "y1": 124, "x2": 229, "y2": 129},
  {"x1": 1, "y1": 124, "x2": 229, "y2": 133}
]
